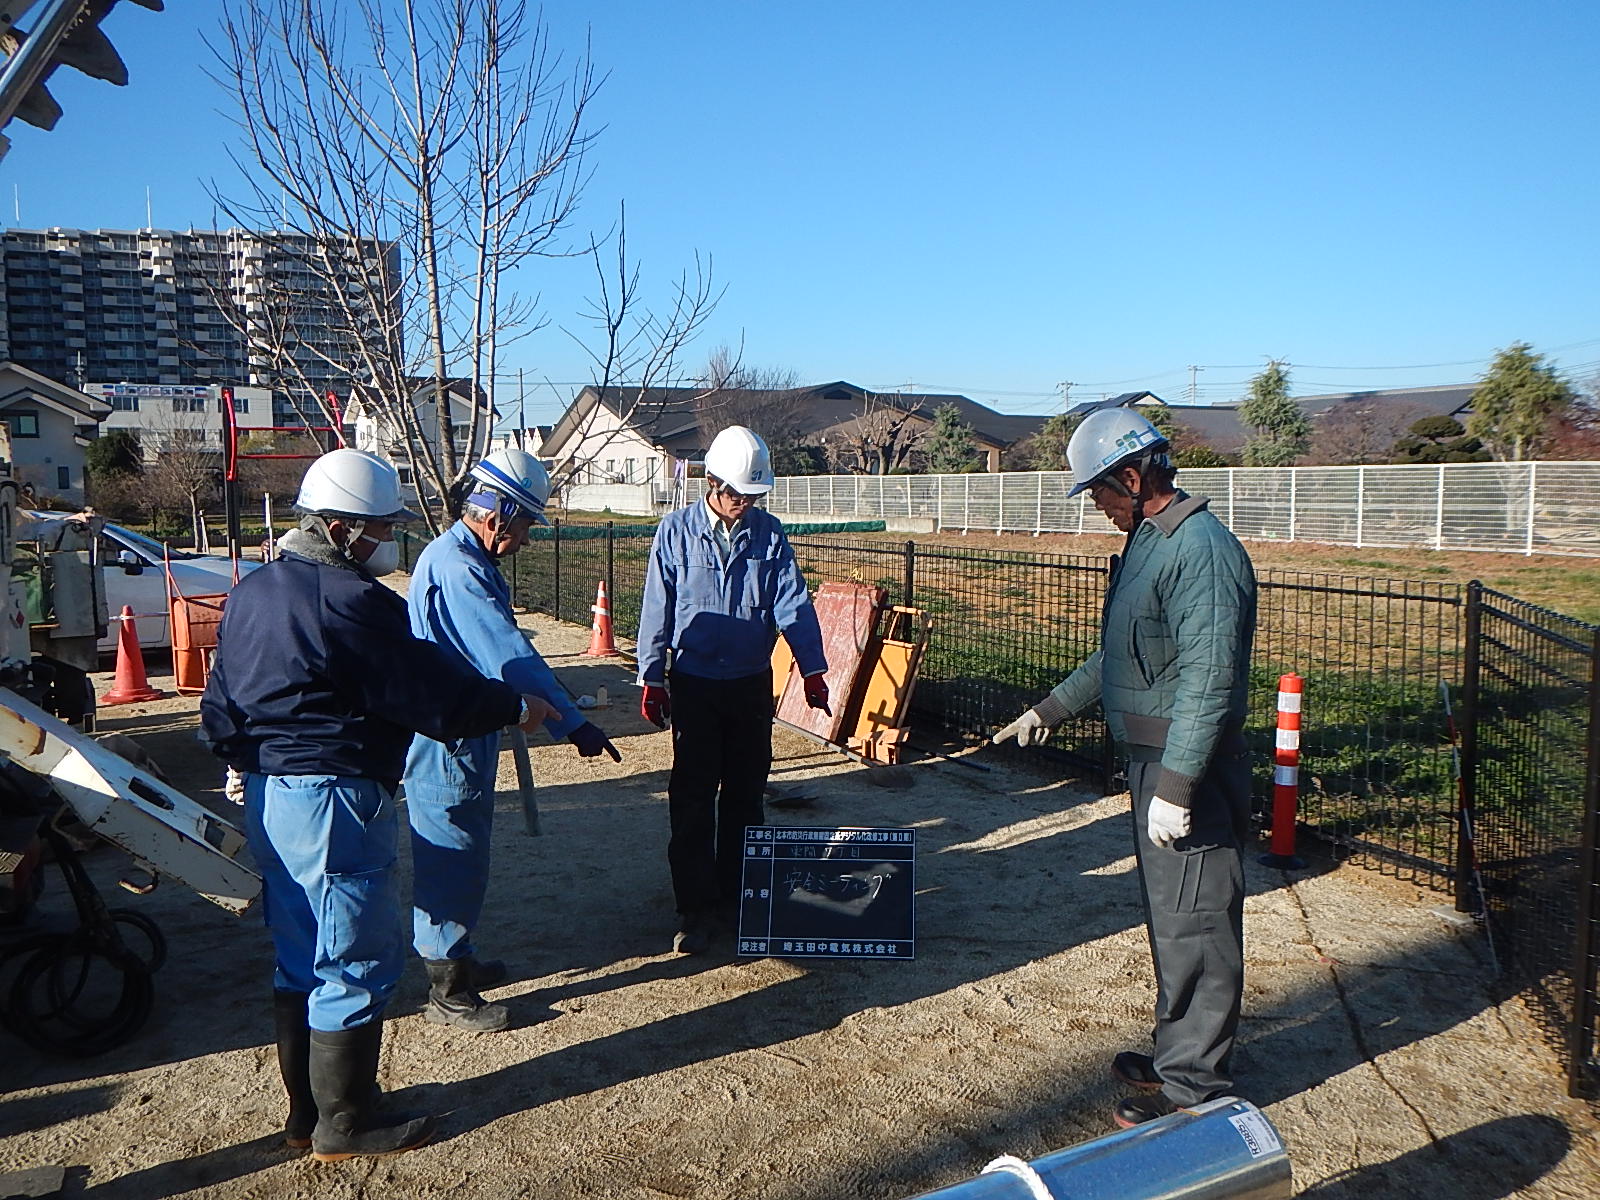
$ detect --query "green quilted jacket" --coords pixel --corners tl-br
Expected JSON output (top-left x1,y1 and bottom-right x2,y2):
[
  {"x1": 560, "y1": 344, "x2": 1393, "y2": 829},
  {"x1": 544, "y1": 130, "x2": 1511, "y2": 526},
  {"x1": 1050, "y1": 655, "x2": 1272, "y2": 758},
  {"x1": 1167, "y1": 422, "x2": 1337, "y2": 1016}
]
[{"x1": 1038, "y1": 492, "x2": 1256, "y2": 807}]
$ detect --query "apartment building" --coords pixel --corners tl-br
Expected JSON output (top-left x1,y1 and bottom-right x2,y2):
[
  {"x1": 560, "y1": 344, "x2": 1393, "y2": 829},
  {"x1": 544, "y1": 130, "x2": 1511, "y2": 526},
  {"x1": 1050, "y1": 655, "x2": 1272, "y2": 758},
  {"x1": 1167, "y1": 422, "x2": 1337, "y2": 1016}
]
[{"x1": 0, "y1": 227, "x2": 399, "y2": 427}]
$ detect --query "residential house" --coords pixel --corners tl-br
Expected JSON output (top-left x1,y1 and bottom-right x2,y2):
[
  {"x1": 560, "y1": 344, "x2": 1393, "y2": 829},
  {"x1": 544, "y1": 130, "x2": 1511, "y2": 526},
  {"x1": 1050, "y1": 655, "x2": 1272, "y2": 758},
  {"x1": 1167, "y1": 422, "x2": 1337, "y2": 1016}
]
[
  {"x1": 1082, "y1": 384, "x2": 1476, "y2": 459},
  {"x1": 86, "y1": 381, "x2": 274, "y2": 461},
  {"x1": 348, "y1": 378, "x2": 495, "y2": 497},
  {"x1": 540, "y1": 380, "x2": 1047, "y2": 496},
  {"x1": 488, "y1": 424, "x2": 553, "y2": 459},
  {"x1": 0, "y1": 361, "x2": 111, "y2": 505}
]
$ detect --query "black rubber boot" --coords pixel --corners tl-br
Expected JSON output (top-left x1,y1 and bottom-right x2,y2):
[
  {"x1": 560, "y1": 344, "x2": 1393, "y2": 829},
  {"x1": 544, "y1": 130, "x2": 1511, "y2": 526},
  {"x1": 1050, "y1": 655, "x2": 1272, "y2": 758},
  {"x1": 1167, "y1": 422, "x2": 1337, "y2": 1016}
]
[
  {"x1": 423, "y1": 958, "x2": 509, "y2": 1032},
  {"x1": 308, "y1": 1023, "x2": 434, "y2": 1162},
  {"x1": 1111, "y1": 1051, "x2": 1164, "y2": 1093},
  {"x1": 272, "y1": 990, "x2": 316, "y2": 1149},
  {"x1": 464, "y1": 956, "x2": 507, "y2": 990},
  {"x1": 672, "y1": 909, "x2": 716, "y2": 955}
]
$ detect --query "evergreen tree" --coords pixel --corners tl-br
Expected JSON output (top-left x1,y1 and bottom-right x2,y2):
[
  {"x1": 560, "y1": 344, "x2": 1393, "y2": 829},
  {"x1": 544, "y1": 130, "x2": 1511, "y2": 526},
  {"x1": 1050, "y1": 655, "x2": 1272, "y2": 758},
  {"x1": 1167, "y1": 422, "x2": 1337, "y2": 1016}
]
[
  {"x1": 1173, "y1": 444, "x2": 1232, "y2": 468},
  {"x1": 85, "y1": 429, "x2": 144, "y2": 479},
  {"x1": 1028, "y1": 412, "x2": 1083, "y2": 472},
  {"x1": 1467, "y1": 342, "x2": 1574, "y2": 461},
  {"x1": 1142, "y1": 403, "x2": 1179, "y2": 444},
  {"x1": 1390, "y1": 416, "x2": 1490, "y2": 464},
  {"x1": 926, "y1": 404, "x2": 981, "y2": 473},
  {"x1": 1238, "y1": 360, "x2": 1310, "y2": 466}
]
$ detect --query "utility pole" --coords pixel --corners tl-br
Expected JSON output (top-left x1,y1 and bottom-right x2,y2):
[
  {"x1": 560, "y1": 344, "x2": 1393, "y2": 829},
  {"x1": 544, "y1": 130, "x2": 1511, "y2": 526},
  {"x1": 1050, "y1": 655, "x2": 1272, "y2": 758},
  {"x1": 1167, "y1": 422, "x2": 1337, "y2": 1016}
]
[
  {"x1": 1187, "y1": 365, "x2": 1203, "y2": 404},
  {"x1": 517, "y1": 368, "x2": 527, "y2": 450},
  {"x1": 1056, "y1": 380, "x2": 1075, "y2": 412}
]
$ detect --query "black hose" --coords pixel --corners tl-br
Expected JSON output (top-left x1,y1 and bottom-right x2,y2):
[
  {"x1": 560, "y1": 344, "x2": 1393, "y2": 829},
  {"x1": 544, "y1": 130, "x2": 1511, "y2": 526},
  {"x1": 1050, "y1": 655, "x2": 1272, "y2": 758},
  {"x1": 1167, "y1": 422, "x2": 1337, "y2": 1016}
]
[{"x1": 4, "y1": 932, "x2": 153, "y2": 1057}]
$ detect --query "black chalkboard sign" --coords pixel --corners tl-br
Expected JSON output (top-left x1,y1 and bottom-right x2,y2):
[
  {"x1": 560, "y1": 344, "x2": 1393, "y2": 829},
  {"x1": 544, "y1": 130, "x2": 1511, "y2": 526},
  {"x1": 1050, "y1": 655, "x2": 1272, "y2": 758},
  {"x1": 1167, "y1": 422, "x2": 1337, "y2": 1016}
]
[{"x1": 735, "y1": 826, "x2": 915, "y2": 959}]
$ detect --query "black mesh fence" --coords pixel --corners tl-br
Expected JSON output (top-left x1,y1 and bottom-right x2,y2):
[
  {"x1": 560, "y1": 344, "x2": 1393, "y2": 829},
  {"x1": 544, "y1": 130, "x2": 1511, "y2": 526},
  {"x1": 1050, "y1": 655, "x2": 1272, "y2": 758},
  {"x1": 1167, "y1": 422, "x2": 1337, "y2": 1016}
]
[
  {"x1": 402, "y1": 517, "x2": 1600, "y2": 1094},
  {"x1": 1464, "y1": 584, "x2": 1600, "y2": 1097},
  {"x1": 1251, "y1": 572, "x2": 1465, "y2": 887},
  {"x1": 782, "y1": 536, "x2": 1113, "y2": 777}
]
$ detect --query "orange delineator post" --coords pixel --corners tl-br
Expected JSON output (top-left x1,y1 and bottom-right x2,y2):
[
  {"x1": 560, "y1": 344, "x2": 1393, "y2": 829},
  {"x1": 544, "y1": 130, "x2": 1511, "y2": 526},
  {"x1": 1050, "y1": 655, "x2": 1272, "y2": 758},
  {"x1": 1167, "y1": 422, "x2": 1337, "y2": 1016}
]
[
  {"x1": 1260, "y1": 672, "x2": 1306, "y2": 869},
  {"x1": 101, "y1": 606, "x2": 165, "y2": 705},
  {"x1": 584, "y1": 580, "x2": 620, "y2": 657}
]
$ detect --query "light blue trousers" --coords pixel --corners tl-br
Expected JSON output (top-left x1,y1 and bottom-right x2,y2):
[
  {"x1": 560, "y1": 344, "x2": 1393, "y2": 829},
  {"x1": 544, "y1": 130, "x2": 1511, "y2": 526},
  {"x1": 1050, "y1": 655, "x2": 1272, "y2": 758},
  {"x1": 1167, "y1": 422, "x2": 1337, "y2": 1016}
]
[
  {"x1": 243, "y1": 773, "x2": 403, "y2": 1031},
  {"x1": 405, "y1": 731, "x2": 499, "y2": 962}
]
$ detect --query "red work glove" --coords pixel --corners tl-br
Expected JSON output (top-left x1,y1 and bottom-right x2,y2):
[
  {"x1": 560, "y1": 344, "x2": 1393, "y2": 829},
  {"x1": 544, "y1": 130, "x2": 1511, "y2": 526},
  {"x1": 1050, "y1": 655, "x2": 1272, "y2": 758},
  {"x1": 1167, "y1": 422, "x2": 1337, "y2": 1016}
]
[
  {"x1": 803, "y1": 673, "x2": 831, "y2": 715},
  {"x1": 641, "y1": 684, "x2": 671, "y2": 729}
]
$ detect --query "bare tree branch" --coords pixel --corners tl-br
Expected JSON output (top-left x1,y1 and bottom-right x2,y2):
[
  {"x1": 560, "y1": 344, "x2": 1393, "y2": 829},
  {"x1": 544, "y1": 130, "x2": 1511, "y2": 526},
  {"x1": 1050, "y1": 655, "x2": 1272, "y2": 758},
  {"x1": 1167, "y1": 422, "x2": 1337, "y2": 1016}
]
[{"x1": 207, "y1": 0, "x2": 601, "y2": 531}]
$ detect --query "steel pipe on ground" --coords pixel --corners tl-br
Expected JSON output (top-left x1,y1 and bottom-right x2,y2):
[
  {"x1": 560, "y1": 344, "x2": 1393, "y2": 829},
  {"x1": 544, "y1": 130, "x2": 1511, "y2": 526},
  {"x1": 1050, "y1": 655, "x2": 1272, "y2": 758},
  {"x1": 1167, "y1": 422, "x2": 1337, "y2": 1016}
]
[{"x1": 907, "y1": 1098, "x2": 1291, "y2": 1200}]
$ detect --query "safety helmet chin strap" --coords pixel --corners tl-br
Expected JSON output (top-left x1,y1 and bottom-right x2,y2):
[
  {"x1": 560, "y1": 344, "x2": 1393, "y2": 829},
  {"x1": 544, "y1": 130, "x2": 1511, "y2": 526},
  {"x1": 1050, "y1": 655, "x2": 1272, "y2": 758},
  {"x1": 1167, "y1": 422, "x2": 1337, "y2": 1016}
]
[
  {"x1": 1095, "y1": 447, "x2": 1172, "y2": 533},
  {"x1": 463, "y1": 492, "x2": 525, "y2": 560},
  {"x1": 302, "y1": 512, "x2": 371, "y2": 569}
]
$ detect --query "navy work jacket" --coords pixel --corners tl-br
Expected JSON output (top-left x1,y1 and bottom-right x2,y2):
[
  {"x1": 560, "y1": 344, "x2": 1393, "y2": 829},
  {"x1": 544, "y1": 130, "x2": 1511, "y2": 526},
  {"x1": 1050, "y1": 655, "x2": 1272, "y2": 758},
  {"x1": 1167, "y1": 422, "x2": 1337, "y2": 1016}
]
[{"x1": 200, "y1": 550, "x2": 519, "y2": 790}]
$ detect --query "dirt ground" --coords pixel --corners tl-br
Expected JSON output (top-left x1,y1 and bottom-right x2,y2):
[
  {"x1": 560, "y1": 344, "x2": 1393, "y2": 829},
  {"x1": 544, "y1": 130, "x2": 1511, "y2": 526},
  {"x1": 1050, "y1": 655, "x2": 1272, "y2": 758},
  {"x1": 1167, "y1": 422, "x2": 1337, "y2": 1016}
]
[{"x1": 2, "y1": 592, "x2": 1598, "y2": 1198}]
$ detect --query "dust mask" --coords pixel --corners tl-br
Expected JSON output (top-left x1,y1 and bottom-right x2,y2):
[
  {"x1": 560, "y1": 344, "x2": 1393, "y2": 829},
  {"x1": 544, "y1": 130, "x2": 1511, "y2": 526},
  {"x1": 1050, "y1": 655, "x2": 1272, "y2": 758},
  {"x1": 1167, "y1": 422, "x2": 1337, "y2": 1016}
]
[{"x1": 358, "y1": 533, "x2": 400, "y2": 577}]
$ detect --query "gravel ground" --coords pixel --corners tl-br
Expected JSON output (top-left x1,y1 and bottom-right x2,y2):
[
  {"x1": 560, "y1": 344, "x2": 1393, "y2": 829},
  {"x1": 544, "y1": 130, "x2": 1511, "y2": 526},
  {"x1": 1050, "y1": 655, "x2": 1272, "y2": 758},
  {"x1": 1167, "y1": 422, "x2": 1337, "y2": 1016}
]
[{"x1": 1, "y1": 590, "x2": 1597, "y2": 1198}]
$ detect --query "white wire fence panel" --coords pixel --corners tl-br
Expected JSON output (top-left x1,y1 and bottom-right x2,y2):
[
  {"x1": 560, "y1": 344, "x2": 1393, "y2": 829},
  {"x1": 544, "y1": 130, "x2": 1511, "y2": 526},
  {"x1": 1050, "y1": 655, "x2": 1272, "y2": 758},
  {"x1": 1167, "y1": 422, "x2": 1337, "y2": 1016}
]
[
  {"x1": 770, "y1": 462, "x2": 1600, "y2": 556},
  {"x1": 1532, "y1": 463, "x2": 1600, "y2": 556},
  {"x1": 1442, "y1": 463, "x2": 1531, "y2": 553}
]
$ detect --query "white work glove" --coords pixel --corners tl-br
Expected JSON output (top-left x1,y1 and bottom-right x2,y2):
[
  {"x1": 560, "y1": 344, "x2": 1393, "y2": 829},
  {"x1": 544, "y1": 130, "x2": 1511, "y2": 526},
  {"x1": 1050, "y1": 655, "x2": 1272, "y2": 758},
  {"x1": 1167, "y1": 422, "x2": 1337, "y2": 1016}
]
[
  {"x1": 992, "y1": 707, "x2": 1054, "y2": 747},
  {"x1": 223, "y1": 765, "x2": 246, "y2": 805},
  {"x1": 1147, "y1": 796, "x2": 1191, "y2": 848}
]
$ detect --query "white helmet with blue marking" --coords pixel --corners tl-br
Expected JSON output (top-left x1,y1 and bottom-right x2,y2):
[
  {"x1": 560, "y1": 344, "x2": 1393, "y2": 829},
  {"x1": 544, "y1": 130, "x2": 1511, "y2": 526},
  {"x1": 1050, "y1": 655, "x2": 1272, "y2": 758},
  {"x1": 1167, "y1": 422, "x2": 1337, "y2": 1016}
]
[
  {"x1": 1066, "y1": 408, "x2": 1171, "y2": 498},
  {"x1": 704, "y1": 425, "x2": 775, "y2": 494},
  {"x1": 467, "y1": 447, "x2": 552, "y2": 525}
]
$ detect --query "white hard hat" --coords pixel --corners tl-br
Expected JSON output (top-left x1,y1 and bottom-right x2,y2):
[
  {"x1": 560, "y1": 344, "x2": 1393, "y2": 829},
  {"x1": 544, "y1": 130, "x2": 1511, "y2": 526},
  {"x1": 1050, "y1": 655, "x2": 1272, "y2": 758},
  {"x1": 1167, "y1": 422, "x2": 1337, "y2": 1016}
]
[
  {"x1": 703, "y1": 425, "x2": 774, "y2": 494},
  {"x1": 1066, "y1": 408, "x2": 1170, "y2": 497},
  {"x1": 295, "y1": 449, "x2": 422, "y2": 521},
  {"x1": 467, "y1": 447, "x2": 552, "y2": 525}
]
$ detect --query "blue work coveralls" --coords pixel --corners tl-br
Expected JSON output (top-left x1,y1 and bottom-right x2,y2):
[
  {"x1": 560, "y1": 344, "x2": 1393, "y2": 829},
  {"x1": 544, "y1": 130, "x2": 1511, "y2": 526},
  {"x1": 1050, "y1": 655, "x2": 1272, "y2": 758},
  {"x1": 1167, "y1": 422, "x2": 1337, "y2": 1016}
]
[
  {"x1": 403, "y1": 520, "x2": 585, "y2": 962},
  {"x1": 636, "y1": 501, "x2": 826, "y2": 914},
  {"x1": 200, "y1": 549, "x2": 519, "y2": 1032}
]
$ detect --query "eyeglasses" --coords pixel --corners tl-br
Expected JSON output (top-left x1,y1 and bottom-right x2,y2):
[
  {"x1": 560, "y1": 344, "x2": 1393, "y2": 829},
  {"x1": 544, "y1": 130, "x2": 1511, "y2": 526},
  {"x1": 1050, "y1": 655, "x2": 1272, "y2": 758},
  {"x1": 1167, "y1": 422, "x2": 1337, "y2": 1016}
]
[{"x1": 713, "y1": 483, "x2": 758, "y2": 503}]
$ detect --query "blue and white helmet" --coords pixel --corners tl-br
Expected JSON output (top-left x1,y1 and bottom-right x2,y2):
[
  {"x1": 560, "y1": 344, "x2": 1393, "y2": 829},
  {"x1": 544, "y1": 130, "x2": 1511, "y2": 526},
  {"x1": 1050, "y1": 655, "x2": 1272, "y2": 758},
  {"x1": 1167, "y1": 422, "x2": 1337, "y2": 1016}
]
[
  {"x1": 467, "y1": 447, "x2": 552, "y2": 525},
  {"x1": 1066, "y1": 408, "x2": 1170, "y2": 497}
]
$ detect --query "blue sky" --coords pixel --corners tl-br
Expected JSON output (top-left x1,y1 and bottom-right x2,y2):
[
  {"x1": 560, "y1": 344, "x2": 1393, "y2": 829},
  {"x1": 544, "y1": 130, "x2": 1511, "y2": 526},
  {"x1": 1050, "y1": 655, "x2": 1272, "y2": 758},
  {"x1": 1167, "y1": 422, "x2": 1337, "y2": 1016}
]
[{"x1": 6, "y1": 1, "x2": 1597, "y2": 427}]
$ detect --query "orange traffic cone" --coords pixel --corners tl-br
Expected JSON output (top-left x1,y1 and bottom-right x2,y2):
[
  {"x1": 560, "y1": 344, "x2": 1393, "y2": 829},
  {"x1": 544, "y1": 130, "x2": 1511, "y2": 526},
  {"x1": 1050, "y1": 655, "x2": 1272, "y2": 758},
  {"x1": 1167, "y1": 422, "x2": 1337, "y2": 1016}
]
[
  {"x1": 101, "y1": 606, "x2": 166, "y2": 705},
  {"x1": 584, "y1": 580, "x2": 620, "y2": 657}
]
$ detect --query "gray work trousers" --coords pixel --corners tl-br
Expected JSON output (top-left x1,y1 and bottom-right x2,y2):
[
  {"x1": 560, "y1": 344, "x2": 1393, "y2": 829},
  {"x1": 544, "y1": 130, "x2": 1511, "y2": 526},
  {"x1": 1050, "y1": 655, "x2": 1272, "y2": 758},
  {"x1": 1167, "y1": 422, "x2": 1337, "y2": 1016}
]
[{"x1": 1128, "y1": 749, "x2": 1251, "y2": 1106}]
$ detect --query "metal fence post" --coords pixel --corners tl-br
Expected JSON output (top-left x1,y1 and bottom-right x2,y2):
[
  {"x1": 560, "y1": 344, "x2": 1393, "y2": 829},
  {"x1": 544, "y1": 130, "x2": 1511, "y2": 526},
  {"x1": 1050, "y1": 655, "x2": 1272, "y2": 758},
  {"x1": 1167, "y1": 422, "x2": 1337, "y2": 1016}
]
[
  {"x1": 1568, "y1": 624, "x2": 1600, "y2": 1097},
  {"x1": 1458, "y1": 579, "x2": 1483, "y2": 914},
  {"x1": 1435, "y1": 466, "x2": 1446, "y2": 551},
  {"x1": 903, "y1": 540, "x2": 916, "y2": 607},
  {"x1": 996, "y1": 472, "x2": 1005, "y2": 534},
  {"x1": 1288, "y1": 469, "x2": 1297, "y2": 541},
  {"x1": 1356, "y1": 466, "x2": 1366, "y2": 548},
  {"x1": 552, "y1": 518, "x2": 562, "y2": 622},
  {"x1": 606, "y1": 519, "x2": 616, "y2": 604},
  {"x1": 1227, "y1": 468, "x2": 1236, "y2": 528},
  {"x1": 937, "y1": 475, "x2": 945, "y2": 529},
  {"x1": 1526, "y1": 462, "x2": 1538, "y2": 556}
]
